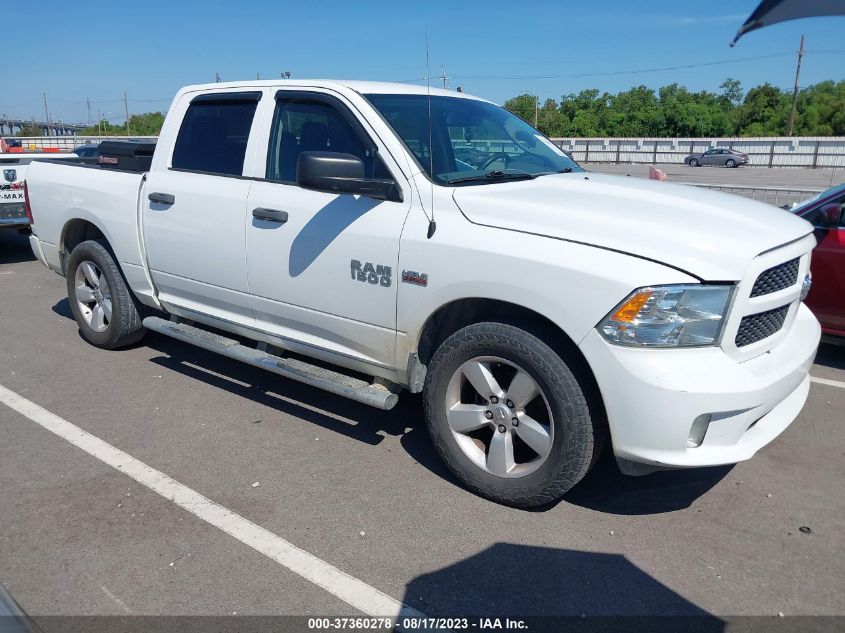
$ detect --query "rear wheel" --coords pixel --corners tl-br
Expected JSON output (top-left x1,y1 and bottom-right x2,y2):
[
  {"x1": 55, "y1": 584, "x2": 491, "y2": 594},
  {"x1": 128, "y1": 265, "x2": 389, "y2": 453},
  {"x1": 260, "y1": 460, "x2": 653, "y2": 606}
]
[
  {"x1": 66, "y1": 240, "x2": 145, "y2": 349},
  {"x1": 725, "y1": 159, "x2": 736, "y2": 168},
  {"x1": 423, "y1": 322, "x2": 601, "y2": 507},
  {"x1": 688, "y1": 158, "x2": 700, "y2": 167}
]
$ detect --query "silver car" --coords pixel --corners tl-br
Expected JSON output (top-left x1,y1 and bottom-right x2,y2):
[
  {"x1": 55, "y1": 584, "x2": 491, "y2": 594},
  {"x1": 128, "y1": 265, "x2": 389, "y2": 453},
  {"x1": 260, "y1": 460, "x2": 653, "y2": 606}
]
[{"x1": 685, "y1": 147, "x2": 749, "y2": 168}]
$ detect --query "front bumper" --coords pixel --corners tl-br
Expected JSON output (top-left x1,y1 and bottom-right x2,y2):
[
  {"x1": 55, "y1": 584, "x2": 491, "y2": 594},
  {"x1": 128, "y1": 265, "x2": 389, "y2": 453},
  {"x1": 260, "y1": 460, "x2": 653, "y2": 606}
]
[{"x1": 579, "y1": 302, "x2": 820, "y2": 472}]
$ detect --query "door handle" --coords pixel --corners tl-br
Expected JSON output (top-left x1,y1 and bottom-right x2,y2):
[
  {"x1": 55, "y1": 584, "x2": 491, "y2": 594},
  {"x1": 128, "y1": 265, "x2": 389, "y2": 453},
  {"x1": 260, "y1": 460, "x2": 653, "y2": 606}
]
[
  {"x1": 252, "y1": 207, "x2": 289, "y2": 223},
  {"x1": 148, "y1": 192, "x2": 175, "y2": 205}
]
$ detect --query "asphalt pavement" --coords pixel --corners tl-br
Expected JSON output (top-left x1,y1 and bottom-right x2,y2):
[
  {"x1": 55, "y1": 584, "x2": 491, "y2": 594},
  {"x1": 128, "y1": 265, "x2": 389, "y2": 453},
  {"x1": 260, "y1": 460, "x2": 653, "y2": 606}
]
[
  {"x1": 1, "y1": 207, "x2": 843, "y2": 626},
  {"x1": 588, "y1": 163, "x2": 844, "y2": 189}
]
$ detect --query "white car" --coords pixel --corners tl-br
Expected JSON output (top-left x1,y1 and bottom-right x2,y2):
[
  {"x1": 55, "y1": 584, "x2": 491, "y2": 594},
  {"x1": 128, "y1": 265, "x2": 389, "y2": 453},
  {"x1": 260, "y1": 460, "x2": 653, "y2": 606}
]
[{"x1": 24, "y1": 80, "x2": 820, "y2": 507}]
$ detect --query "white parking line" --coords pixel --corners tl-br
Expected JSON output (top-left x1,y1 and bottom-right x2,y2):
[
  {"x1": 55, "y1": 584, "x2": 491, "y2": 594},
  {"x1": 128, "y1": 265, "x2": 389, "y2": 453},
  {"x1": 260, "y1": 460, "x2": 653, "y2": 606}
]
[
  {"x1": 811, "y1": 376, "x2": 845, "y2": 390},
  {"x1": 0, "y1": 383, "x2": 424, "y2": 620}
]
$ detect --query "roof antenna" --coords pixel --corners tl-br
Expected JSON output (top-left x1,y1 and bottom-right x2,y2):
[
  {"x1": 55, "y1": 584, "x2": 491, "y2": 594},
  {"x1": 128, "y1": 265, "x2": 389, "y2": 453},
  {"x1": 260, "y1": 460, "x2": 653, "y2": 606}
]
[{"x1": 425, "y1": 27, "x2": 437, "y2": 239}]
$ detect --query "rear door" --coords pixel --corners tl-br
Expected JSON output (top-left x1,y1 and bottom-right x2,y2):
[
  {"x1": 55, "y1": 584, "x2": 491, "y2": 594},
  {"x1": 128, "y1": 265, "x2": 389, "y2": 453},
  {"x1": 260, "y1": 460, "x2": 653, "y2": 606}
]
[
  {"x1": 244, "y1": 89, "x2": 411, "y2": 371},
  {"x1": 143, "y1": 91, "x2": 262, "y2": 326}
]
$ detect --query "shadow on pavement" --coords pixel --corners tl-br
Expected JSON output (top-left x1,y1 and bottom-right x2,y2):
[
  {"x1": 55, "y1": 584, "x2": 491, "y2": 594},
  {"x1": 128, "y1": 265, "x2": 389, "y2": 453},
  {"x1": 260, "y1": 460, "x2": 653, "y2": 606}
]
[
  {"x1": 143, "y1": 332, "x2": 424, "y2": 446},
  {"x1": 52, "y1": 297, "x2": 73, "y2": 319},
  {"x1": 563, "y1": 452, "x2": 732, "y2": 515},
  {"x1": 401, "y1": 543, "x2": 724, "y2": 630},
  {"x1": 0, "y1": 230, "x2": 35, "y2": 265},
  {"x1": 814, "y1": 341, "x2": 845, "y2": 371}
]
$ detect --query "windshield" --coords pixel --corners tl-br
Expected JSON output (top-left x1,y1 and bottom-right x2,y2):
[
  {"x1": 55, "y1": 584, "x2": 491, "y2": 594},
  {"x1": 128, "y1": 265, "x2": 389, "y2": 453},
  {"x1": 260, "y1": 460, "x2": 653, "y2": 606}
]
[
  {"x1": 792, "y1": 184, "x2": 845, "y2": 213},
  {"x1": 365, "y1": 94, "x2": 582, "y2": 185}
]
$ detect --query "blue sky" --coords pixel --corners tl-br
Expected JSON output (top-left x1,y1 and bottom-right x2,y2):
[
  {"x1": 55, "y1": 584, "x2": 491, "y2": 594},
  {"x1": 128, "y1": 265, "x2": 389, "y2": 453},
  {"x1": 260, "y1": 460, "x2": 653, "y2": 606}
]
[{"x1": 6, "y1": 0, "x2": 845, "y2": 125}]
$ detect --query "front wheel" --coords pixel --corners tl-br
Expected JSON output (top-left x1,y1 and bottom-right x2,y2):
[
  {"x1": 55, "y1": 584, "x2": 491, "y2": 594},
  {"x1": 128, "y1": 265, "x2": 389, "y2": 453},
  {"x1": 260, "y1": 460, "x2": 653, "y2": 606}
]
[
  {"x1": 66, "y1": 240, "x2": 146, "y2": 349},
  {"x1": 725, "y1": 159, "x2": 736, "y2": 168},
  {"x1": 423, "y1": 322, "x2": 602, "y2": 507},
  {"x1": 688, "y1": 158, "x2": 700, "y2": 167}
]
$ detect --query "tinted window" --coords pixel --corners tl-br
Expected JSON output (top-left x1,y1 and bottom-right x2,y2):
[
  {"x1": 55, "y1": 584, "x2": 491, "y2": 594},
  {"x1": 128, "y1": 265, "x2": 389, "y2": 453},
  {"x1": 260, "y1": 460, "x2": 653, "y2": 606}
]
[
  {"x1": 266, "y1": 97, "x2": 388, "y2": 183},
  {"x1": 172, "y1": 98, "x2": 258, "y2": 176},
  {"x1": 800, "y1": 193, "x2": 845, "y2": 228}
]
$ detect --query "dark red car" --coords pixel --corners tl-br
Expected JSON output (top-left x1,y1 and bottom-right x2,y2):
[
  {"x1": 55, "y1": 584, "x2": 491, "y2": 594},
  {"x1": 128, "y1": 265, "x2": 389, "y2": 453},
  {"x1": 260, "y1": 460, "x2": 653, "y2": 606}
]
[{"x1": 792, "y1": 184, "x2": 845, "y2": 337}]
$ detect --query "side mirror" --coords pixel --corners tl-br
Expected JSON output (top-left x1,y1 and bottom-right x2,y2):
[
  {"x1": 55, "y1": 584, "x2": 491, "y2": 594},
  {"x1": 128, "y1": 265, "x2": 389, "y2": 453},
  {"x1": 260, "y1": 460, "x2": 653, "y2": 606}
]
[
  {"x1": 819, "y1": 203, "x2": 842, "y2": 228},
  {"x1": 296, "y1": 151, "x2": 402, "y2": 202}
]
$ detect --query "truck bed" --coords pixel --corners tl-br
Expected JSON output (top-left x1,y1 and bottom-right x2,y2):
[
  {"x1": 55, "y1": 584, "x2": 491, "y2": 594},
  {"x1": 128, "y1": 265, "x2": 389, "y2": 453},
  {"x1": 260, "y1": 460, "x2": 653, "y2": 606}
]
[{"x1": 25, "y1": 159, "x2": 153, "y2": 301}]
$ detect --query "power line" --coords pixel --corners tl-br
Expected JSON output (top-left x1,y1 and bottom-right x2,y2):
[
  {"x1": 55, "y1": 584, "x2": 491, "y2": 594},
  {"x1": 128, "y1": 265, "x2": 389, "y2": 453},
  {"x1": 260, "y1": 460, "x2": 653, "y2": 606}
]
[{"x1": 396, "y1": 49, "x2": 844, "y2": 84}]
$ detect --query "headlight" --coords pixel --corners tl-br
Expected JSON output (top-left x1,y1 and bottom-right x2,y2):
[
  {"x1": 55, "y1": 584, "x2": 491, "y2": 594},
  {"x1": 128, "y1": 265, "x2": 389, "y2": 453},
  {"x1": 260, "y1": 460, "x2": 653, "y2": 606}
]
[{"x1": 599, "y1": 284, "x2": 734, "y2": 347}]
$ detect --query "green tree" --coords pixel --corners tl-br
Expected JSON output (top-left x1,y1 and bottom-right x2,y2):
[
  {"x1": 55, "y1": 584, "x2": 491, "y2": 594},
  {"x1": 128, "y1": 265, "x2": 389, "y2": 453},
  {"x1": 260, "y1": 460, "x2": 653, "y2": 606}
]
[
  {"x1": 126, "y1": 112, "x2": 165, "y2": 135},
  {"x1": 503, "y1": 94, "x2": 538, "y2": 125},
  {"x1": 77, "y1": 111, "x2": 165, "y2": 136},
  {"x1": 719, "y1": 78, "x2": 743, "y2": 107},
  {"x1": 504, "y1": 79, "x2": 845, "y2": 138},
  {"x1": 734, "y1": 84, "x2": 789, "y2": 136}
]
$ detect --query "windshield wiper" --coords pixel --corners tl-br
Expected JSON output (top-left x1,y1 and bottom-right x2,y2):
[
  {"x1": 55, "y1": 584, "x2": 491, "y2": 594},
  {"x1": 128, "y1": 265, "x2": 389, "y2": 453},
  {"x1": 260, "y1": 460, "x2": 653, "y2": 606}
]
[
  {"x1": 536, "y1": 167, "x2": 575, "y2": 176},
  {"x1": 445, "y1": 169, "x2": 538, "y2": 185}
]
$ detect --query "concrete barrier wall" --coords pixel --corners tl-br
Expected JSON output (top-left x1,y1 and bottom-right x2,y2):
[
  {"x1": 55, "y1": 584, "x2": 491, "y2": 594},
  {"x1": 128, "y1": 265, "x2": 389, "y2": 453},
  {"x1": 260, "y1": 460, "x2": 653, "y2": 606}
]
[{"x1": 550, "y1": 137, "x2": 845, "y2": 168}]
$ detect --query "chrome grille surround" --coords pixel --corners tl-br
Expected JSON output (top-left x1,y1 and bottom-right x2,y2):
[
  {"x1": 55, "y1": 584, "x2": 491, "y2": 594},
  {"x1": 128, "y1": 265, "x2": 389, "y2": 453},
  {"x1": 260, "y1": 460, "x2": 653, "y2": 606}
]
[{"x1": 719, "y1": 234, "x2": 815, "y2": 362}]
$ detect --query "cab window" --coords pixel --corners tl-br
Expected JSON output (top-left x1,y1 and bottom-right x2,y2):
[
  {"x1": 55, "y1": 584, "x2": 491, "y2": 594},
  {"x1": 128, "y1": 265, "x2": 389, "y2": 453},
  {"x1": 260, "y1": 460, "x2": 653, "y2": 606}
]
[
  {"x1": 172, "y1": 93, "x2": 260, "y2": 176},
  {"x1": 266, "y1": 96, "x2": 389, "y2": 183}
]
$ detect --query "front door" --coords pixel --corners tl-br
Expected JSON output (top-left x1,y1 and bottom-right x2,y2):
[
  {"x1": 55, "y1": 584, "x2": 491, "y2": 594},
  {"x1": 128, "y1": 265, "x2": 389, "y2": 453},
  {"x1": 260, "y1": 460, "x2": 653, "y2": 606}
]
[{"x1": 245, "y1": 91, "x2": 411, "y2": 370}]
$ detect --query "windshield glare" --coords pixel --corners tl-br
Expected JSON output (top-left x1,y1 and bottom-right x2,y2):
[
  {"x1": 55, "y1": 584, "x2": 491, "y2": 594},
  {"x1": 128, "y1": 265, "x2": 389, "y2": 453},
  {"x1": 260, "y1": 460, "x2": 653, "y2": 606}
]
[{"x1": 365, "y1": 94, "x2": 582, "y2": 185}]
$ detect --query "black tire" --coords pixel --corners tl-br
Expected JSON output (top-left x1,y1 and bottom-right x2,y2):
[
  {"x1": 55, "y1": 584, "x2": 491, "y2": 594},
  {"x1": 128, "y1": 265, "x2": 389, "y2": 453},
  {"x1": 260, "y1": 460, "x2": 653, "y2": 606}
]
[
  {"x1": 688, "y1": 158, "x2": 699, "y2": 167},
  {"x1": 725, "y1": 159, "x2": 736, "y2": 168},
  {"x1": 423, "y1": 322, "x2": 602, "y2": 507},
  {"x1": 66, "y1": 240, "x2": 146, "y2": 349}
]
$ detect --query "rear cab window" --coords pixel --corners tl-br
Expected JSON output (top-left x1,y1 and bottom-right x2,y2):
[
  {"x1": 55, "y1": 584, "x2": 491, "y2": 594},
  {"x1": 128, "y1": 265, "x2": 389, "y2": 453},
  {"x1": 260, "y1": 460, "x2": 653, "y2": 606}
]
[{"x1": 172, "y1": 92, "x2": 261, "y2": 176}]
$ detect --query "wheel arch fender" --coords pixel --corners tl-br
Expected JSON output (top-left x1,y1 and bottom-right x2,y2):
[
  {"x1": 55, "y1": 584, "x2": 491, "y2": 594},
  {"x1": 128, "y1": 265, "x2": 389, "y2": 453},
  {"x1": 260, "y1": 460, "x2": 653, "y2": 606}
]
[
  {"x1": 59, "y1": 216, "x2": 113, "y2": 275},
  {"x1": 407, "y1": 297, "x2": 605, "y2": 421}
]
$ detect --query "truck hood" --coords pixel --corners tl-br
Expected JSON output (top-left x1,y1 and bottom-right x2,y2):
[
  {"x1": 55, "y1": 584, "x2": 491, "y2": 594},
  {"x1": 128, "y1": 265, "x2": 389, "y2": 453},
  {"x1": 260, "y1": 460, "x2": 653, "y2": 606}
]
[{"x1": 451, "y1": 172, "x2": 813, "y2": 280}]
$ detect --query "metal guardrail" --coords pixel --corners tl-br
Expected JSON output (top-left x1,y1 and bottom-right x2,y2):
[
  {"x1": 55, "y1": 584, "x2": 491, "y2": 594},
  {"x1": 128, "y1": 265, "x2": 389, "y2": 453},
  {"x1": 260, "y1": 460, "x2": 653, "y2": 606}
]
[
  {"x1": 2, "y1": 136, "x2": 157, "y2": 152},
  {"x1": 679, "y1": 183, "x2": 824, "y2": 207}
]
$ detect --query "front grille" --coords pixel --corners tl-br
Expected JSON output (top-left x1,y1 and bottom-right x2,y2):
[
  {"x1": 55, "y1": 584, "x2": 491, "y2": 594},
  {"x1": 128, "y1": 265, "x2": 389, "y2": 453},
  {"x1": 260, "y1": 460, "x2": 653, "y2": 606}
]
[
  {"x1": 750, "y1": 258, "x2": 800, "y2": 297},
  {"x1": 735, "y1": 304, "x2": 790, "y2": 347}
]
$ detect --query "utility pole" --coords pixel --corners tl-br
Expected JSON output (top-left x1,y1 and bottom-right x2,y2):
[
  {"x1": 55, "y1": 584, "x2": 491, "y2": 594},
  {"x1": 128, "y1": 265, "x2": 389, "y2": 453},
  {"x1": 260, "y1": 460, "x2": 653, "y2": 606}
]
[
  {"x1": 215, "y1": 72, "x2": 221, "y2": 83},
  {"x1": 97, "y1": 109, "x2": 102, "y2": 135},
  {"x1": 43, "y1": 92, "x2": 51, "y2": 135},
  {"x1": 86, "y1": 97, "x2": 91, "y2": 127},
  {"x1": 786, "y1": 34, "x2": 804, "y2": 137},
  {"x1": 440, "y1": 65, "x2": 448, "y2": 89},
  {"x1": 123, "y1": 92, "x2": 130, "y2": 135},
  {"x1": 534, "y1": 96, "x2": 539, "y2": 128}
]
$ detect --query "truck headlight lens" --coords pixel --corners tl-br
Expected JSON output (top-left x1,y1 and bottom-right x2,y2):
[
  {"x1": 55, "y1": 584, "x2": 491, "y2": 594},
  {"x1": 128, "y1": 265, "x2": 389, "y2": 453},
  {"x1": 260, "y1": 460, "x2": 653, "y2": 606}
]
[{"x1": 599, "y1": 285, "x2": 734, "y2": 347}]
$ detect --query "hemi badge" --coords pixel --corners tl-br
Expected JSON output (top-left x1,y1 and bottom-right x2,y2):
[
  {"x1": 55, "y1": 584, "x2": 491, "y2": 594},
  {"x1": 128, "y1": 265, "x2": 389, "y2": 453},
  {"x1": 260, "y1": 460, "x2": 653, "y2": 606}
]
[{"x1": 402, "y1": 270, "x2": 428, "y2": 287}]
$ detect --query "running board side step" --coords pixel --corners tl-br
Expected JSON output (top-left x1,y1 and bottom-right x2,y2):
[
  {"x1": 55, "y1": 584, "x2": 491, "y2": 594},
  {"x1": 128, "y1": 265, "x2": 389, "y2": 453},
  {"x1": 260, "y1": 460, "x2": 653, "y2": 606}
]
[{"x1": 142, "y1": 316, "x2": 399, "y2": 410}]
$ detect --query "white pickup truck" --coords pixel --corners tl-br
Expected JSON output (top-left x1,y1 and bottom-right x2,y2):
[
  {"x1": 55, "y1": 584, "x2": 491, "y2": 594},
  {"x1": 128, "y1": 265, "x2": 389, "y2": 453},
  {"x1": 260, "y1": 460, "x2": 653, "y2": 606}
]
[
  {"x1": 1, "y1": 155, "x2": 35, "y2": 230},
  {"x1": 25, "y1": 80, "x2": 820, "y2": 506}
]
